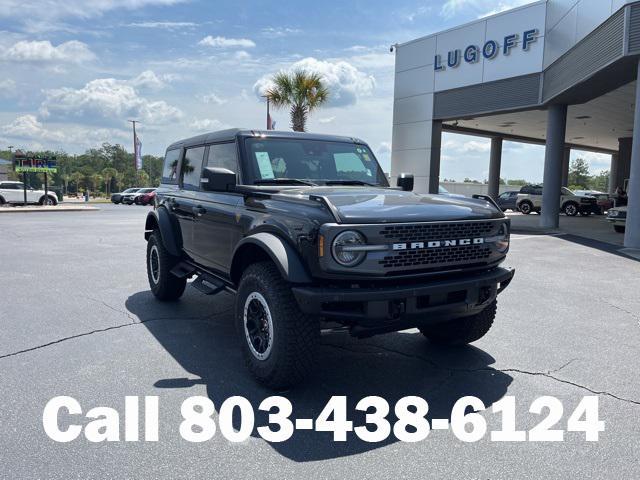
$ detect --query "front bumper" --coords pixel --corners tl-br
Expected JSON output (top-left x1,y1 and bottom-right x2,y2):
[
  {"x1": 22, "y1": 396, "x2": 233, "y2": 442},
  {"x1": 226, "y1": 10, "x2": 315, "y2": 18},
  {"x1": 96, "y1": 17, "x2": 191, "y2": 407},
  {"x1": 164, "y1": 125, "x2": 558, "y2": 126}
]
[{"x1": 292, "y1": 267, "x2": 515, "y2": 333}]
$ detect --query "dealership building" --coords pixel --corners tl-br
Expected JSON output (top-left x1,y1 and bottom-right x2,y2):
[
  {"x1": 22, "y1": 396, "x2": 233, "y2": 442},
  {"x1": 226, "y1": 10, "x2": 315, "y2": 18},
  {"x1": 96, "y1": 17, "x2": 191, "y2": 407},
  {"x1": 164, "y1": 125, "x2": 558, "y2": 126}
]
[{"x1": 391, "y1": 0, "x2": 640, "y2": 248}]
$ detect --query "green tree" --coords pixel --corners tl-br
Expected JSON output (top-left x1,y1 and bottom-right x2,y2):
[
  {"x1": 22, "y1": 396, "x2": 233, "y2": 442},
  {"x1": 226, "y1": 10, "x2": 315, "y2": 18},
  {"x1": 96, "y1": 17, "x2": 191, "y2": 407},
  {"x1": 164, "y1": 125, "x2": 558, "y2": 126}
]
[
  {"x1": 101, "y1": 167, "x2": 118, "y2": 195},
  {"x1": 70, "y1": 171, "x2": 84, "y2": 194},
  {"x1": 590, "y1": 170, "x2": 610, "y2": 192},
  {"x1": 91, "y1": 173, "x2": 103, "y2": 195},
  {"x1": 264, "y1": 69, "x2": 329, "y2": 132},
  {"x1": 568, "y1": 158, "x2": 590, "y2": 188}
]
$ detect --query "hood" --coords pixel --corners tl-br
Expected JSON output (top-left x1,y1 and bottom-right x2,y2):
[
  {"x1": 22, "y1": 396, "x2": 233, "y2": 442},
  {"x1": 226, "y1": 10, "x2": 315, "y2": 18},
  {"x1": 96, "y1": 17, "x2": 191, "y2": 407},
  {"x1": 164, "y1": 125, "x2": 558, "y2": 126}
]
[{"x1": 273, "y1": 186, "x2": 503, "y2": 223}]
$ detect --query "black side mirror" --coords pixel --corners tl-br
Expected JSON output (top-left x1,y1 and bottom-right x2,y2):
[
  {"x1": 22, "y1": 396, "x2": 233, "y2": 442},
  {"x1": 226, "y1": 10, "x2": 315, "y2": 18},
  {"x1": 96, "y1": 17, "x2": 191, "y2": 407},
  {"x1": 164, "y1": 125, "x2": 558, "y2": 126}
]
[
  {"x1": 397, "y1": 173, "x2": 414, "y2": 192},
  {"x1": 201, "y1": 167, "x2": 236, "y2": 192}
]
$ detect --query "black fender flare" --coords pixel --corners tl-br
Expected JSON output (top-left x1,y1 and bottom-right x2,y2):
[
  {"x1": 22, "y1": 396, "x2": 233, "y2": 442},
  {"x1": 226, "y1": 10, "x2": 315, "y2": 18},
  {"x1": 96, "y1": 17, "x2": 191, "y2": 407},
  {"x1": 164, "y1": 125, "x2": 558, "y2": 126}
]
[
  {"x1": 144, "y1": 207, "x2": 182, "y2": 256},
  {"x1": 231, "y1": 232, "x2": 312, "y2": 284}
]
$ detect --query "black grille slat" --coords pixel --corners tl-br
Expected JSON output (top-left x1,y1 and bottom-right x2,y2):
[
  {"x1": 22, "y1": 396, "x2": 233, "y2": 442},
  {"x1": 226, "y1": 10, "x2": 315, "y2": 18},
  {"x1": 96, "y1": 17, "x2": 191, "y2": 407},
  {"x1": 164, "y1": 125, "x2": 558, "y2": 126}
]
[
  {"x1": 376, "y1": 221, "x2": 497, "y2": 271},
  {"x1": 380, "y1": 221, "x2": 495, "y2": 243},
  {"x1": 379, "y1": 245, "x2": 492, "y2": 268}
]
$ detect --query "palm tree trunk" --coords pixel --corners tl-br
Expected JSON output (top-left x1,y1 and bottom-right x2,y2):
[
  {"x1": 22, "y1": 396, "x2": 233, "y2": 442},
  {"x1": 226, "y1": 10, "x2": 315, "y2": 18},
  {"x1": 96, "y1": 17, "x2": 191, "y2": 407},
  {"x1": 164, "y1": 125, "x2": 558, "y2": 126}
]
[{"x1": 290, "y1": 105, "x2": 308, "y2": 132}]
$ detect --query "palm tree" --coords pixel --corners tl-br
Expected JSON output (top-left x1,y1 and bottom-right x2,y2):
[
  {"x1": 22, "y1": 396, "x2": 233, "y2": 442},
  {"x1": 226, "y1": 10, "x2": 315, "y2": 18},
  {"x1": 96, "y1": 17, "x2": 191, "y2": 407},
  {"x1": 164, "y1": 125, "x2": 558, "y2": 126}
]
[
  {"x1": 70, "y1": 171, "x2": 84, "y2": 195},
  {"x1": 101, "y1": 167, "x2": 117, "y2": 195},
  {"x1": 264, "y1": 69, "x2": 329, "y2": 132}
]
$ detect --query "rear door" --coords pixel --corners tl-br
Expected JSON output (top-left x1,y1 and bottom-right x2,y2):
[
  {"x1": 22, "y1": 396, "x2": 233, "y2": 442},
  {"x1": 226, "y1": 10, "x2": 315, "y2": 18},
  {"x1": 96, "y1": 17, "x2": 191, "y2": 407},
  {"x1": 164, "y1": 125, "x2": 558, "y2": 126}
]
[
  {"x1": 174, "y1": 146, "x2": 206, "y2": 256},
  {"x1": 191, "y1": 142, "x2": 242, "y2": 273},
  {"x1": 0, "y1": 182, "x2": 22, "y2": 202}
]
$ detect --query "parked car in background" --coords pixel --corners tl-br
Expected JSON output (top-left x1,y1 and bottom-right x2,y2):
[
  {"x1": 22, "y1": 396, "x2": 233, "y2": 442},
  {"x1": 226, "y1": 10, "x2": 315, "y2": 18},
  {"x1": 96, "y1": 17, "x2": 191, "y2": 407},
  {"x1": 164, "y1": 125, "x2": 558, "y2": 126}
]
[
  {"x1": 111, "y1": 188, "x2": 140, "y2": 204},
  {"x1": 496, "y1": 191, "x2": 519, "y2": 212},
  {"x1": 516, "y1": 185, "x2": 599, "y2": 216},
  {"x1": 574, "y1": 190, "x2": 613, "y2": 214},
  {"x1": 135, "y1": 189, "x2": 157, "y2": 205},
  {"x1": 124, "y1": 188, "x2": 155, "y2": 205},
  {"x1": 607, "y1": 206, "x2": 627, "y2": 233},
  {"x1": 0, "y1": 181, "x2": 58, "y2": 206}
]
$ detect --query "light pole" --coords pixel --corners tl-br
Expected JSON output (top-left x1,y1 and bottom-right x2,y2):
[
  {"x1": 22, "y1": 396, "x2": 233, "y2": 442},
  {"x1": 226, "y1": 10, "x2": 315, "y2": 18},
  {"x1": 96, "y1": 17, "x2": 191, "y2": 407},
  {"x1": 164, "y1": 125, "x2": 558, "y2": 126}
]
[{"x1": 128, "y1": 120, "x2": 139, "y2": 185}]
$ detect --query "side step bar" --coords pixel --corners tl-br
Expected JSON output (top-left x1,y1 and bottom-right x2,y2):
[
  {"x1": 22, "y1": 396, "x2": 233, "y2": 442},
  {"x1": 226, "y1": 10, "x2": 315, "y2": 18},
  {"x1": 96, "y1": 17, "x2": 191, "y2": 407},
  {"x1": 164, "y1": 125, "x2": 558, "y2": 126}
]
[
  {"x1": 170, "y1": 262, "x2": 197, "y2": 279},
  {"x1": 192, "y1": 273, "x2": 226, "y2": 296}
]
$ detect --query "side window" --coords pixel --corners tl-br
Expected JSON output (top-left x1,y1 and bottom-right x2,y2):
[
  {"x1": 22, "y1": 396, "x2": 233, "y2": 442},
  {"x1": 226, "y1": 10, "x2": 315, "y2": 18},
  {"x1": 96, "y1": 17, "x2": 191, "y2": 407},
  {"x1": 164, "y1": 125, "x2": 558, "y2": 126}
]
[
  {"x1": 207, "y1": 142, "x2": 238, "y2": 172},
  {"x1": 162, "y1": 149, "x2": 180, "y2": 184},
  {"x1": 181, "y1": 146, "x2": 206, "y2": 190}
]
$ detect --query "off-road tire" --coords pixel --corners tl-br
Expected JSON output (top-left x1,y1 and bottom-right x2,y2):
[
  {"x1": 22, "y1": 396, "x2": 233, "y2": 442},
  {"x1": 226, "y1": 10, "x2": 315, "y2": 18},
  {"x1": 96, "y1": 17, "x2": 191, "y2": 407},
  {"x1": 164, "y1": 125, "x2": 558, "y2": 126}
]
[
  {"x1": 0, "y1": 196, "x2": 5, "y2": 206},
  {"x1": 146, "y1": 230, "x2": 186, "y2": 301},
  {"x1": 519, "y1": 201, "x2": 533, "y2": 214},
  {"x1": 614, "y1": 225, "x2": 626, "y2": 233},
  {"x1": 420, "y1": 300, "x2": 497, "y2": 346},
  {"x1": 563, "y1": 202, "x2": 579, "y2": 216},
  {"x1": 235, "y1": 261, "x2": 319, "y2": 390}
]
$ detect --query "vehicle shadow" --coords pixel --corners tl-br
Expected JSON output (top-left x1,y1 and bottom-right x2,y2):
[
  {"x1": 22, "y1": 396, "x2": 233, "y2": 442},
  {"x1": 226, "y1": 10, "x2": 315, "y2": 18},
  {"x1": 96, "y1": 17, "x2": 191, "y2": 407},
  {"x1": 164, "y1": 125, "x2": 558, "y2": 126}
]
[{"x1": 126, "y1": 289, "x2": 513, "y2": 462}]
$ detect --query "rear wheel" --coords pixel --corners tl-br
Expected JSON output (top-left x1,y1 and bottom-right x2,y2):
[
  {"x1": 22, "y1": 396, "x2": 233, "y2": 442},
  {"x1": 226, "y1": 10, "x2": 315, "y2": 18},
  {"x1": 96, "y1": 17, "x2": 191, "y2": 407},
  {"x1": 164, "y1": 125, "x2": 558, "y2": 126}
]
[
  {"x1": 235, "y1": 261, "x2": 319, "y2": 389},
  {"x1": 146, "y1": 231, "x2": 186, "y2": 301},
  {"x1": 420, "y1": 300, "x2": 497, "y2": 346},
  {"x1": 519, "y1": 201, "x2": 533, "y2": 215},
  {"x1": 614, "y1": 225, "x2": 626, "y2": 233},
  {"x1": 0, "y1": 196, "x2": 5, "y2": 206}
]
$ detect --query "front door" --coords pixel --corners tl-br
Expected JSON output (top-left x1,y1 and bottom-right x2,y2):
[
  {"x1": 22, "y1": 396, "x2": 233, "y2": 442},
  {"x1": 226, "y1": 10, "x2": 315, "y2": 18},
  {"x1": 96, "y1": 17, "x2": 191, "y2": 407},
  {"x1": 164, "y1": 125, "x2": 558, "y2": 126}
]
[{"x1": 191, "y1": 142, "x2": 242, "y2": 273}]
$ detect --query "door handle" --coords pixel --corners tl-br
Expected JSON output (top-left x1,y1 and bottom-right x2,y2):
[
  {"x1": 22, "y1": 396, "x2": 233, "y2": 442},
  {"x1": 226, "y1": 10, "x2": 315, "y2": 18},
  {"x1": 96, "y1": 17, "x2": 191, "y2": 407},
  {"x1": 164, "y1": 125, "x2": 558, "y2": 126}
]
[{"x1": 192, "y1": 206, "x2": 206, "y2": 217}]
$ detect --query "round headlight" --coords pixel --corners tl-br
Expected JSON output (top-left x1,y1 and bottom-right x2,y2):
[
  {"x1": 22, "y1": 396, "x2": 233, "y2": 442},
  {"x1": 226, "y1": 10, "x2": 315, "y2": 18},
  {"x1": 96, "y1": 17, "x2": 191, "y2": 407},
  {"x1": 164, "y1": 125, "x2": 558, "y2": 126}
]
[
  {"x1": 496, "y1": 223, "x2": 509, "y2": 253},
  {"x1": 331, "y1": 230, "x2": 366, "y2": 267}
]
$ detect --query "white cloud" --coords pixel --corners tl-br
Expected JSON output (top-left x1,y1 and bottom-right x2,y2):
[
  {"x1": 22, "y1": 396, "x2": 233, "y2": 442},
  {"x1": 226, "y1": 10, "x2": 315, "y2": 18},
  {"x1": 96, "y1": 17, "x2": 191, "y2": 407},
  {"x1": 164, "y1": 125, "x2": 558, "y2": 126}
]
[
  {"x1": 234, "y1": 50, "x2": 252, "y2": 61},
  {"x1": 253, "y1": 57, "x2": 376, "y2": 107},
  {"x1": 318, "y1": 116, "x2": 336, "y2": 124},
  {"x1": 130, "y1": 70, "x2": 172, "y2": 90},
  {"x1": 0, "y1": 79, "x2": 16, "y2": 96},
  {"x1": 189, "y1": 118, "x2": 229, "y2": 132},
  {"x1": 125, "y1": 21, "x2": 198, "y2": 29},
  {"x1": 440, "y1": 0, "x2": 535, "y2": 19},
  {"x1": 200, "y1": 92, "x2": 227, "y2": 105},
  {"x1": 378, "y1": 142, "x2": 391, "y2": 155},
  {"x1": 198, "y1": 36, "x2": 256, "y2": 48},
  {"x1": 261, "y1": 27, "x2": 301, "y2": 37},
  {"x1": 0, "y1": 0, "x2": 187, "y2": 22},
  {"x1": 1, "y1": 114, "x2": 128, "y2": 147},
  {"x1": 443, "y1": 138, "x2": 491, "y2": 153},
  {"x1": 0, "y1": 40, "x2": 95, "y2": 64},
  {"x1": 40, "y1": 75, "x2": 183, "y2": 125}
]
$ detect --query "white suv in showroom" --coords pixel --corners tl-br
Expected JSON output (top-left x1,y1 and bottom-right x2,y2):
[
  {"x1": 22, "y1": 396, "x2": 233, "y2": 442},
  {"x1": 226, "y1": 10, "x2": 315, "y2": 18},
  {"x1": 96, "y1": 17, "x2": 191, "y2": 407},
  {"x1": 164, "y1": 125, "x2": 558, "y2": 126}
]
[{"x1": 0, "y1": 181, "x2": 58, "y2": 206}]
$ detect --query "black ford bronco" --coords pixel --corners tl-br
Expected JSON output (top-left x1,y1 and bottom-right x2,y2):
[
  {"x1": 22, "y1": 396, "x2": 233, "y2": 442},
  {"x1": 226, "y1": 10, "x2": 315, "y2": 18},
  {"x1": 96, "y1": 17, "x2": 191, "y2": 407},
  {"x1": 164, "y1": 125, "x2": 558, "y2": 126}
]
[{"x1": 144, "y1": 129, "x2": 514, "y2": 388}]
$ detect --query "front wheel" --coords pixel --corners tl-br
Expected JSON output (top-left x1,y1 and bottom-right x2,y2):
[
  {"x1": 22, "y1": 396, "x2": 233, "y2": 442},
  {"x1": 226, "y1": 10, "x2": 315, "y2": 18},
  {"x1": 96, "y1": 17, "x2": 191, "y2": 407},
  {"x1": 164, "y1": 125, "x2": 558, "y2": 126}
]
[
  {"x1": 39, "y1": 195, "x2": 57, "y2": 206},
  {"x1": 564, "y1": 202, "x2": 578, "y2": 216},
  {"x1": 420, "y1": 300, "x2": 497, "y2": 346},
  {"x1": 235, "y1": 261, "x2": 319, "y2": 389},
  {"x1": 519, "y1": 201, "x2": 533, "y2": 215},
  {"x1": 146, "y1": 231, "x2": 186, "y2": 301}
]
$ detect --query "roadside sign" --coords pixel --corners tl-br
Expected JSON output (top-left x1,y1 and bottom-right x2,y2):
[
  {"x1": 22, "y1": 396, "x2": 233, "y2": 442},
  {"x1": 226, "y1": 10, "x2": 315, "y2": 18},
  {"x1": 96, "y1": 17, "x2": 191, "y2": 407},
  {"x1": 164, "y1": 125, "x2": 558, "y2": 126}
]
[{"x1": 14, "y1": 153, "x2": 58, "y2": 173}]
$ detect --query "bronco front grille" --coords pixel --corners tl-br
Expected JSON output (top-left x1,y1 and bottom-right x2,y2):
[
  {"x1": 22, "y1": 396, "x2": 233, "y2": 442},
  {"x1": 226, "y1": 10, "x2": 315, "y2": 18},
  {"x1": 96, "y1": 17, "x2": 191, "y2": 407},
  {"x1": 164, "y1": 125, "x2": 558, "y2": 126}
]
[
  {"x1": 379, "y1": 221, "x2": 495, "y2": 243},
  {"x1": 379, "y1": 245, "x2": 492, "y2": 269}
]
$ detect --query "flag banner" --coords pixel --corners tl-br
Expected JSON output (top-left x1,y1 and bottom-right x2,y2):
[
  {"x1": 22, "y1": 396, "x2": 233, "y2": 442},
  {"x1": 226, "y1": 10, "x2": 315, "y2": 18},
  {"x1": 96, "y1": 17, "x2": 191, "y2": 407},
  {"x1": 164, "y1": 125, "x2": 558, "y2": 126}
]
[{"x1": 135, "y1": 136, "x2": 143, "y2": 170}]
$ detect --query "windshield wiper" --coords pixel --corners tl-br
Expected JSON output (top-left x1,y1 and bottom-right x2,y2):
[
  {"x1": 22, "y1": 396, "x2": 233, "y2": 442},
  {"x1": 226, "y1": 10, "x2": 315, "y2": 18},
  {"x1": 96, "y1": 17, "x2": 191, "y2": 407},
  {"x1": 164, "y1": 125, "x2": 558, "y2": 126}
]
[
  {"x1": 254, "y1": 178, "x2": 318, "y2": 186},
  {"x1": 324, "y1": 180, "x2": 378, "y2": 186}
]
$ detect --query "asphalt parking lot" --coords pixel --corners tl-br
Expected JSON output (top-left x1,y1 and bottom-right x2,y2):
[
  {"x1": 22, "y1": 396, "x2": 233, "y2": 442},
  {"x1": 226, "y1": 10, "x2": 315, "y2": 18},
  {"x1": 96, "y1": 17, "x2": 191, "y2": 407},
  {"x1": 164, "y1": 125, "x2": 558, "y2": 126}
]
[{"x1": 1, "y1": 204, "x2": 639, "y2": 478}]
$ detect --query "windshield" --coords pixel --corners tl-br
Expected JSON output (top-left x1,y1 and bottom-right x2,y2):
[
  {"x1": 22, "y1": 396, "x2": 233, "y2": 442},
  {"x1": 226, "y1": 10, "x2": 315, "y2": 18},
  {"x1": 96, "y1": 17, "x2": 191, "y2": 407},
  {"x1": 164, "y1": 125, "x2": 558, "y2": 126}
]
[
  {"x1": 243, "y1": 138, "x2": 388, "y2": 187},
  {"x1": 562, "y1": 187, "x2": 574, "y2": 195}
]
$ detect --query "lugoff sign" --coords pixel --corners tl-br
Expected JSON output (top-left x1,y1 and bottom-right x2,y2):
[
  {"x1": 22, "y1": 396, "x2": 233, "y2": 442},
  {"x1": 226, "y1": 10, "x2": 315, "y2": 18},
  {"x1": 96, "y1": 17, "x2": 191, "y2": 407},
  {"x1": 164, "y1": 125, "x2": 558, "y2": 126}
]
[{"x1": 434, "y1": 29, "x2": 539, "y2": 72}]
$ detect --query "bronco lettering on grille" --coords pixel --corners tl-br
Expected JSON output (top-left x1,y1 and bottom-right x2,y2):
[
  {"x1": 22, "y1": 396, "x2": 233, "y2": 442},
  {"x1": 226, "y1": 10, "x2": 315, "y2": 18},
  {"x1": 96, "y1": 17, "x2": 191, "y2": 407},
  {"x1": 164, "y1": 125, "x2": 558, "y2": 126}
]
[{"x1": 392, "y1": 238, "x2": 485, "y2": 250}]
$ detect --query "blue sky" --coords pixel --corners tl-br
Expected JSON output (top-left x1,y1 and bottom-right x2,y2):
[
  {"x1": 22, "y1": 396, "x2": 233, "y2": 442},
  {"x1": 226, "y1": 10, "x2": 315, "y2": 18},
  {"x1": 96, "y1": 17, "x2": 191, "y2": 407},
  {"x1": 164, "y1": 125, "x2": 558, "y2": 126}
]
[{"x1": 0, "y1": 0, "x2": 611, "y2": 182}]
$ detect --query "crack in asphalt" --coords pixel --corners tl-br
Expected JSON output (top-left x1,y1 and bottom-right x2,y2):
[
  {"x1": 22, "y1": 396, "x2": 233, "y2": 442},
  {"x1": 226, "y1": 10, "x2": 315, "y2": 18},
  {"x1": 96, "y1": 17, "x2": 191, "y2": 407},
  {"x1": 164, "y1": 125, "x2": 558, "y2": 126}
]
[
  {"x1": 0, "y1": 307, "x2": 233, "y2": 361},
  {"x1": 322, "y1": 343, "x2": 640, "y2": 407},
  {"x1": 601, "y1": 299, "x2": 640, "y2": 326}
]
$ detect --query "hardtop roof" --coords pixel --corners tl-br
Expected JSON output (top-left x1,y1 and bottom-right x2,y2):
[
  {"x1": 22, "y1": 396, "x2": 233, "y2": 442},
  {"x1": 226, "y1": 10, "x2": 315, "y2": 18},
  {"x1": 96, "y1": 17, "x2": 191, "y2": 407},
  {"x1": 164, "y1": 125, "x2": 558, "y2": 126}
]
[{"x1": 165, "y1": 128, "x2": 368, "y2": 151}]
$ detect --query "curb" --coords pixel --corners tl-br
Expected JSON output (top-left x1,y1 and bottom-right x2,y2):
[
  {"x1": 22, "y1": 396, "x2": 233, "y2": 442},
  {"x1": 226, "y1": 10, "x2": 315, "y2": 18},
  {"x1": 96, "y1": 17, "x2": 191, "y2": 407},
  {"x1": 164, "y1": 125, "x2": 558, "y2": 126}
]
[{"x1": 0, "y1": 206, "x2": 100, "y2": 213}]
